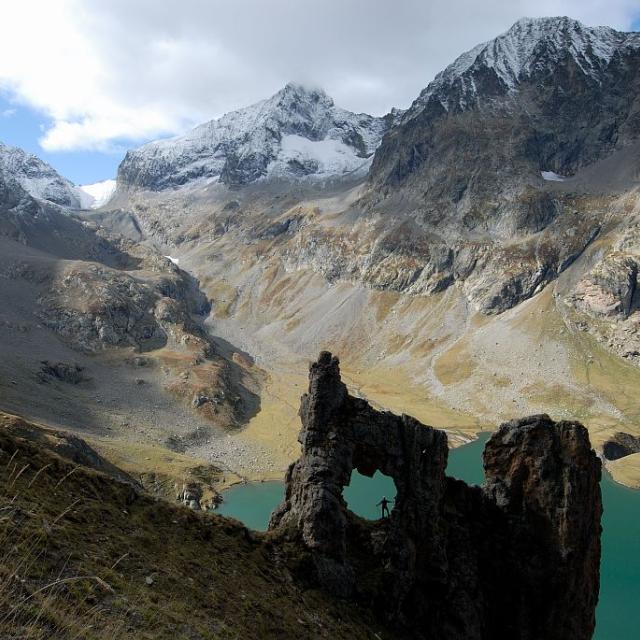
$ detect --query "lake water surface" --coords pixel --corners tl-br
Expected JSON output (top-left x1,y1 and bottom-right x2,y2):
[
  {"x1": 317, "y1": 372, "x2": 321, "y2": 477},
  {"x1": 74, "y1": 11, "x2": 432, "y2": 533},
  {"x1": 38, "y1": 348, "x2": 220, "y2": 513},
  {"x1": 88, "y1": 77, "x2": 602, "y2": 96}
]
[{"x1": 217, "y1": 432, "x2": 639, "y2": 639}]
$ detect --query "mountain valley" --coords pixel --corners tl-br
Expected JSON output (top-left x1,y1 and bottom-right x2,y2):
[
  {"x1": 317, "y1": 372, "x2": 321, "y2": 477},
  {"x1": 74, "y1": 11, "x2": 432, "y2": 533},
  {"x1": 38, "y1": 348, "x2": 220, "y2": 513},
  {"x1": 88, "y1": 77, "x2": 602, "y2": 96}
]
[
  {"x1": 3, "y1": 17, "x2": 640, "y2": 491},
  {"x1": 1, "y1": 14, "x2": 639, "y2": 638}
]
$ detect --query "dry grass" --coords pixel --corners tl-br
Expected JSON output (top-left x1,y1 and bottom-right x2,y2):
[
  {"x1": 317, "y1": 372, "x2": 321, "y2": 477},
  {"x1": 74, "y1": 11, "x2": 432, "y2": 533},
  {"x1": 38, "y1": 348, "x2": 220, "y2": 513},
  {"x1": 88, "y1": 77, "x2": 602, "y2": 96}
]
[
  {"x1": 606, "y1": 453, "x2": 640, "y2": 489},
  {"x1": 433, "y1": 338, "x2": 476, "y2": 386},
  {"x1": 340, "y1": 363, "x2": 482, "y2": 432},
  {"x1": 229, "y1": 368, "x2": 307, "y2": 479},
  {"x1": 0, "y1": 421, "x2": 394, "y2": 640},
  {"x1": 201, "y1": 279, "x2": 238, "y2": 319},
  {"x1": 86, "y1": 436, "x2": 240, "y2": 499}
]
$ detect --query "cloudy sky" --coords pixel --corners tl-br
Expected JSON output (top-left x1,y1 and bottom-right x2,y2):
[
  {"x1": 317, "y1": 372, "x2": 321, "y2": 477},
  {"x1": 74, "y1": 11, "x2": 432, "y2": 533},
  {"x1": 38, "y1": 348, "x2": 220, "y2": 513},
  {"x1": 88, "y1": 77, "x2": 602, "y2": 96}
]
[{"x1": 1, "y1": 0, "x2": 639, "y2": 183}]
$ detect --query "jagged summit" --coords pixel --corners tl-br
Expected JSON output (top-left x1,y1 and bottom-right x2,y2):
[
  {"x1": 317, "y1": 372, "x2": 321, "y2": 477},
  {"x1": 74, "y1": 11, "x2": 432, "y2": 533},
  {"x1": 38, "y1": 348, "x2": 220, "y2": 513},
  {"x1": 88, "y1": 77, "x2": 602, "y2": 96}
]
[
  {"x1": 404, "y1": 16, "x2": 640, "y2": 118},
  {"x1": 0, "y1": 141, "x2": 85, "y2": 208},
  {"x1": 270, "y1": 81, "x2": 335, "y2": 111},
  {"x1": 117, "y1": 83, "x2": 389, "y2": 190}
]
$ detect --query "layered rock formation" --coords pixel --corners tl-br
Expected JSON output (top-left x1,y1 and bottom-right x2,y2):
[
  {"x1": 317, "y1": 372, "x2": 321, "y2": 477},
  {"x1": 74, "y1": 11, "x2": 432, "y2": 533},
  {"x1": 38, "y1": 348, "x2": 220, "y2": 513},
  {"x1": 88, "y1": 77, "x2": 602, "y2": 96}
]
[{"x1": 270, "y1": 352, "x2": 602, "y2": 640}]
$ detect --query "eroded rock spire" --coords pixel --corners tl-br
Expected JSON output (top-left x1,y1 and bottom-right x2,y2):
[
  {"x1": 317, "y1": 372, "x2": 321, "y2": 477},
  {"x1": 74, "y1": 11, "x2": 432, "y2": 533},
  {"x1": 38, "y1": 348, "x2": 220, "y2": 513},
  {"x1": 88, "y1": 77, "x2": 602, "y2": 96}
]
[{"x1": 270, "y1": 352, "x2": 602, "y2": 640}]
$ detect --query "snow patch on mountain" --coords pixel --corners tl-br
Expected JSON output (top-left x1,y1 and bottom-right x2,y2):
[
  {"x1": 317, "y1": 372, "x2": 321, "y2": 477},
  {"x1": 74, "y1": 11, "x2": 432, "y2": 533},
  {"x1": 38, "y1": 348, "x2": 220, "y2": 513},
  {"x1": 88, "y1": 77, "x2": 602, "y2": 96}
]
[
  {"x1": 541, "y1": 170, "x2": 566, "y2": 182},
  {"x1": 268, "y1": 134, "x2": 372, "y2": 179},
  {"x1": 78, "y1": 179, "x2": 117, "y2": 209},
  {"x1": 118, "y1": 83, "x2": 389, "y2": 190}
]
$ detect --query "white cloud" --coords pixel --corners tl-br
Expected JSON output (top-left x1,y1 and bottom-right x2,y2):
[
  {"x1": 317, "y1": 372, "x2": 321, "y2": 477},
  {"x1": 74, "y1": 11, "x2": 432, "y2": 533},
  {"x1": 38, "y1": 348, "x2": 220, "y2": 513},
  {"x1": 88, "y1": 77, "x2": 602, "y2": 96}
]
[
  {"x1": 1, "y1": 108, "x2": 17, "y2": 118},
  {"x1": 0, "y1": 0, "x2": 637, "y2": 152}
]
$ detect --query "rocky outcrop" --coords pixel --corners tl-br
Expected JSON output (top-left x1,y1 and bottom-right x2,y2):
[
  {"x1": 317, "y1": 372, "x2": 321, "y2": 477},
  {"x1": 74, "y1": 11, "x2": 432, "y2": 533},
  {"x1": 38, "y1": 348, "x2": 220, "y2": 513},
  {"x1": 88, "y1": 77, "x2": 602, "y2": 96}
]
[
  {"x1": 38, "y1": 255, "x2": 211, "y2": 353},
  {"x1": 0, "y1": 412, "x2": 140, "y2": 488},
  {"x1": 602, "y1": 432, "x2": 640, "y2": 460},
  {"x1": 567, "y1": 223, "x2": 640, "y2": 364},
  {"x1": 37, "y1": 361, "x2": 86, "y2": 384},
  {"x1": 571, "y1": 234, "x2": 639, "y2": 320},
  {"x1": 270, "y1": 352, "x2": 602, "y2": 640},
  {"x1": 177, "y1": 482, "x2": 203, "y2": 510}
]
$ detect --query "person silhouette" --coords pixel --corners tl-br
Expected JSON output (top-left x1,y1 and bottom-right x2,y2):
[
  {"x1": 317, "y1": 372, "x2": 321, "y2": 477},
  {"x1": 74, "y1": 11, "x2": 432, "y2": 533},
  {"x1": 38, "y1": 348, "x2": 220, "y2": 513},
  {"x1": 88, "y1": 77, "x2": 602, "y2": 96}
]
[{"x1": 377, "y1": 496, "x2": 392, "y2": 519}]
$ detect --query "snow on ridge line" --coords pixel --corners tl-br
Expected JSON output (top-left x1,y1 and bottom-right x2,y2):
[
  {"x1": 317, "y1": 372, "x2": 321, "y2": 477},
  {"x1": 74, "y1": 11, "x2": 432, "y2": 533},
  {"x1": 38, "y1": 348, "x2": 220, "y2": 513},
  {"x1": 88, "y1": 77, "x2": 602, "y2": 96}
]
[
  {"x1": 165, "y1": 256, "x2": 180, "y2": 265},
  {"x1": 405, "y1": 17, "x2": 640, "y2": 120},
  {"x1": 120, "y1": 82, "x2": 388, "y2": 189}
]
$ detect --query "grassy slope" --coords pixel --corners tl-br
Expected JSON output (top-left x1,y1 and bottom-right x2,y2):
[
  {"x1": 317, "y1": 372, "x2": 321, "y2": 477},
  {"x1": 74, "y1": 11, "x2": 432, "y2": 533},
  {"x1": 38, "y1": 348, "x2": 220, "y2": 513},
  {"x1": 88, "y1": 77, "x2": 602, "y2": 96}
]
[{"x1": 0, "y1": 419, "x2": 394, "y2": 640}]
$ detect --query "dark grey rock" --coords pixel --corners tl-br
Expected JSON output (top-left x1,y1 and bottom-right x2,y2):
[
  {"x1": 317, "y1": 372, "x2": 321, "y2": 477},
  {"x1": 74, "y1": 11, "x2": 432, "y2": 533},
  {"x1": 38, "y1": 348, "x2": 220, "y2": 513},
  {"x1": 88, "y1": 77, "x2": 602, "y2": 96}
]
[
  {"x1": 602, "y1": 432, "x2": 640, "y2": 460},
  {"x1": 38, "y1": 361, "x2": 85, "y2": 385},
  {"x1": 270, "y1": 352, "x2": 602, "y2": 640}
]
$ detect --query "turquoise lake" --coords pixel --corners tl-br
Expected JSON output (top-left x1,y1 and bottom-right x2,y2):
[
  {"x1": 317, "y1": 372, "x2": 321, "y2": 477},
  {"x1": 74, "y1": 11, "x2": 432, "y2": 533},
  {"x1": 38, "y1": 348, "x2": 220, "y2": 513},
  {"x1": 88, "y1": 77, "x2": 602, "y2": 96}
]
[{"x1": 216, "y1": 432, "x2": 639, "y2": 639}]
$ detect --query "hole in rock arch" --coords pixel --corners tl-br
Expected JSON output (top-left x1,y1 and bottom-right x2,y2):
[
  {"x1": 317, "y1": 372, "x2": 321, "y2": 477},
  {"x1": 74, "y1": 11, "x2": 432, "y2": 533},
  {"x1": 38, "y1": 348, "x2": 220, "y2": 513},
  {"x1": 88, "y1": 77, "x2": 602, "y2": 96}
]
[{"x1": 344, "y1": 469, "x2": 397, "y2": 521}]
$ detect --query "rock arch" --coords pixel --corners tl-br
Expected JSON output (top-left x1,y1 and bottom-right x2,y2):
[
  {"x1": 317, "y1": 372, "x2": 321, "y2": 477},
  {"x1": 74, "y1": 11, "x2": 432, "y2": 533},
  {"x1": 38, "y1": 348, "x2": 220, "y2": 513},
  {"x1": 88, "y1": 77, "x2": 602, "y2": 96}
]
[{"x1": 269, "y1": 351, "x2": 602, "y2": 640}]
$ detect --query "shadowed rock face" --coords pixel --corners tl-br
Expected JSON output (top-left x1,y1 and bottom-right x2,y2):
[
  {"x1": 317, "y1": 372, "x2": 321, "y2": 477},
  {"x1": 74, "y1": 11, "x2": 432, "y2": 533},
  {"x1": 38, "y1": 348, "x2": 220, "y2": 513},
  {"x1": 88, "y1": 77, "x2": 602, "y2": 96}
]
[
  {"x1": 270, "y1": 352, "x2": 602, "y2": 640},
  {"x1": 602, "y1": 432, "x2": 640, "y2": 460}
]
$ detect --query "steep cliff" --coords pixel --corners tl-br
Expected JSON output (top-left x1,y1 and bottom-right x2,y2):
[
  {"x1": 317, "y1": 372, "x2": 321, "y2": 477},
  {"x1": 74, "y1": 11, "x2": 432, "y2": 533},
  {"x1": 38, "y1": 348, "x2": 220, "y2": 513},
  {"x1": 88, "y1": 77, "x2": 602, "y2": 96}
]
[{"x1": 359, "y1": 17, "x2": 640, "y2": 313}]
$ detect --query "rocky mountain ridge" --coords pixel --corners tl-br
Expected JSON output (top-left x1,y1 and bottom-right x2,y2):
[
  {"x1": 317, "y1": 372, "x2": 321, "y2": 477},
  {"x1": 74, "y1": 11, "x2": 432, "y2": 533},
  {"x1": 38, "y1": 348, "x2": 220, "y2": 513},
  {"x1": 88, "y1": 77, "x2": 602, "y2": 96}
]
[
  {"x1": 0, "y1": 141, "x2": 89, "y2": 208},
  {"x1": 401, "y1": 16, "x2": 640, "y2": 120},
  {"x1": 118, "y1": 82, "x2": 391, "y2": 190},
  {"x1": 2, "y1": 16, "x2": 640, "y2": 492},
  {"x1": 361, "y1": 16, "x2": 640, "y2": 314},
  {"x1": 113, "y1": 17, "x2": 640, "y2": 320}
]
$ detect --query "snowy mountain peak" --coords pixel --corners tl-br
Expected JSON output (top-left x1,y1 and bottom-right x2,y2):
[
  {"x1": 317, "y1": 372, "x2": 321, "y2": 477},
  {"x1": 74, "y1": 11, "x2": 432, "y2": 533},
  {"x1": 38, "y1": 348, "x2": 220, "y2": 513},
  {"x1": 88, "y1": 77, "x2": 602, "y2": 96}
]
[
  {"x1": 118, "y1": 83, "x2": 389, "y2": 190},
  {"x1": 405, "y1": 16, "x2": 640, "y2": 118},
  {"x1": 0, "y1": 141, "x2": 84, "y2": 208},
  {"x1": 275, "y1": 82, "x2": 334, "y2": 107}
]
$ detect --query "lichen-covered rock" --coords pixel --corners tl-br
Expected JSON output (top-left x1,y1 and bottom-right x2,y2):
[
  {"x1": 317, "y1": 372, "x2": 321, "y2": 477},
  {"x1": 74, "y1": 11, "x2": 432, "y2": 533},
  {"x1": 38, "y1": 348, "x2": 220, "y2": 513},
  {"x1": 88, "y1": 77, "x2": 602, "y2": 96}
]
[{"x1": 270, "y1": 353, "x2": 602, "y2": 640}]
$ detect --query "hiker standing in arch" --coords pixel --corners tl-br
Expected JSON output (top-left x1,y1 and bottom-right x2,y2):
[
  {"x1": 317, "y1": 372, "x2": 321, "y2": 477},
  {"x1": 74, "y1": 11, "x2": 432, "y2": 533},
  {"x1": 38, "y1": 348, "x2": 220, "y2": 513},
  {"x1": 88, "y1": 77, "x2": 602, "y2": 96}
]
[{"x1": 377, "y1": 496, "x2": 392, "y2": 519}]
